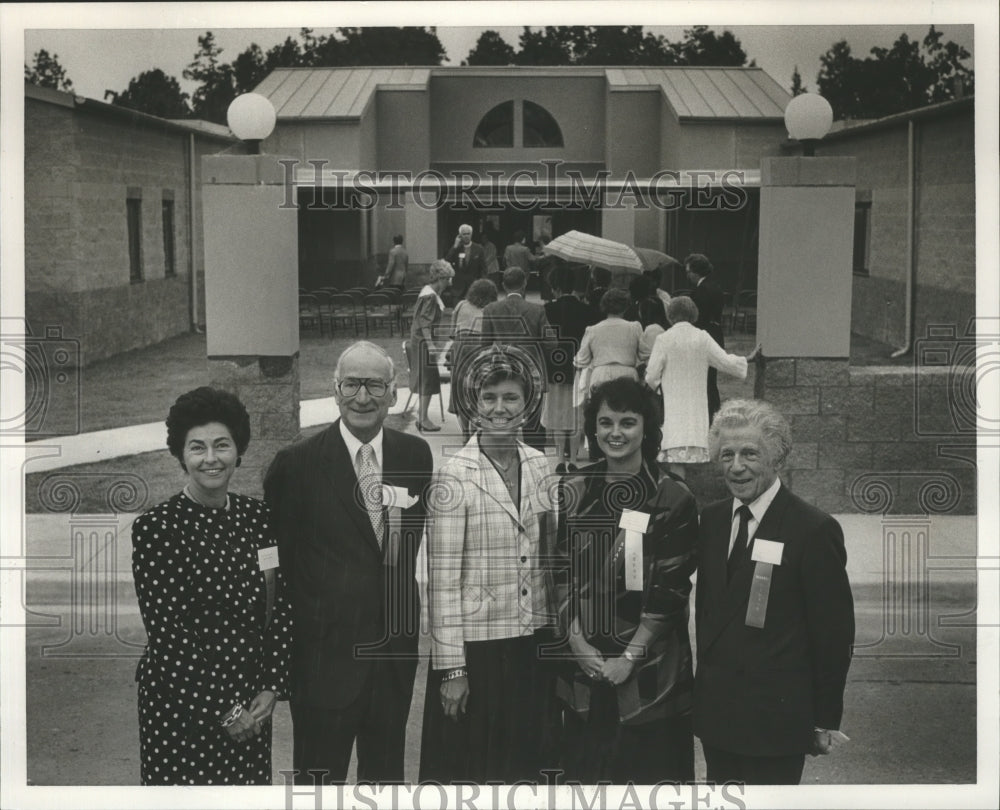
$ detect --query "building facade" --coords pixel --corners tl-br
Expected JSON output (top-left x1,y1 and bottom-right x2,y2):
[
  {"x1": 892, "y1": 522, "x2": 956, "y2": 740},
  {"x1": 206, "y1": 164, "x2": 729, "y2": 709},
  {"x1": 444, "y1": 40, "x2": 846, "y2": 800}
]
[
  {"x1": 255, "y1": 66, "x2": 790, "y2": 294},
  {"x1": 24, "y1": 82, "x2": 242, "y2": 365}
]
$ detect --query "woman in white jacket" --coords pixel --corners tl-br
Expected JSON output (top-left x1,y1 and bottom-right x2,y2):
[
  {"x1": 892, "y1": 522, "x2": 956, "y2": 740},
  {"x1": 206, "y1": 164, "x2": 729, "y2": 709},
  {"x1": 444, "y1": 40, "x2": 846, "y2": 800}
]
[{"x1": 645, "y1": 296, "x2": 759, "y2": 478}]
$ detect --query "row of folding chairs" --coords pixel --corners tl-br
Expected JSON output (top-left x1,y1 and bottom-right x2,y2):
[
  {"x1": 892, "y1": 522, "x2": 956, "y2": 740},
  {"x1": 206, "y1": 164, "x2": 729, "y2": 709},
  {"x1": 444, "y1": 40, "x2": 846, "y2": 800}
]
[{"x1": 298, "y1": 287, "x2": 423, "y2": 338}]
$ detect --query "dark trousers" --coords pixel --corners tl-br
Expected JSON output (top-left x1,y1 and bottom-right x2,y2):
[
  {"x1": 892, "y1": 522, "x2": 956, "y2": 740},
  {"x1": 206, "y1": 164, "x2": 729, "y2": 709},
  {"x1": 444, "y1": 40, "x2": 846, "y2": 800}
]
[
  {"x1": 290, "y1": 662, "x2": 412, "y2": 785},
  {"x1": 707, "y1": 368, "x2": 721, "y2": 421},
  {"x1": 702, "y1": 743, "x2": 805, "y2": 785}
]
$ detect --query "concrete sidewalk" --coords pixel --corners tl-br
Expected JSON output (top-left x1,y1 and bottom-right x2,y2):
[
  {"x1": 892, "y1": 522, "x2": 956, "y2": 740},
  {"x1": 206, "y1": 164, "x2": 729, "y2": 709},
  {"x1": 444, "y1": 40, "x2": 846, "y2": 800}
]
[{"x1": 24, "y1": 383, "x2": 456, "y2": 473}]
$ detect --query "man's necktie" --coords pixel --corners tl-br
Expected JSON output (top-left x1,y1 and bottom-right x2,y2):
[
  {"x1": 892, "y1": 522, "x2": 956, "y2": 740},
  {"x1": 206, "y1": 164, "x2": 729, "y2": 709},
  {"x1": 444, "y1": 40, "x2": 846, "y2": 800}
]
[
  {"x1": 358, "y1": 444, "x2": 384, "y2": 547},
  {"x1": 727, "y1": 504, "x2": 753, "y2": 583}
]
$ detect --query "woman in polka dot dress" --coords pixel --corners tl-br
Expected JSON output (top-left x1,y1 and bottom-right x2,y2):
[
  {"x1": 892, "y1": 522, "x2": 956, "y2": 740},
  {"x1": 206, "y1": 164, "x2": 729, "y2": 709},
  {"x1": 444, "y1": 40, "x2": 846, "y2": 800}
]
[{"x1": 131, "y1": 387, "x2": 292, "y2": 785}]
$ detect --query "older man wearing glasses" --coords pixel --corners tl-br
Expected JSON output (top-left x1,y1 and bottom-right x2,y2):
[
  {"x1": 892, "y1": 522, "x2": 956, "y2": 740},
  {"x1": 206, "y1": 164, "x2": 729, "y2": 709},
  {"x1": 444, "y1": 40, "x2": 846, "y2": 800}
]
[{"x1": 264, "y1": 341, "x2": 433, "y2": 784}]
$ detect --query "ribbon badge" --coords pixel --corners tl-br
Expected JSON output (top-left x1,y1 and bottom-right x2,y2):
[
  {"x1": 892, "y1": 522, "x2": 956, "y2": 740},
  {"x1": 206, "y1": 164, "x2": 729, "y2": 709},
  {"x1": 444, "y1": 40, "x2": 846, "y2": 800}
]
[{"x1": 746, "y1": 539, "x2": 783, "y2": 628}]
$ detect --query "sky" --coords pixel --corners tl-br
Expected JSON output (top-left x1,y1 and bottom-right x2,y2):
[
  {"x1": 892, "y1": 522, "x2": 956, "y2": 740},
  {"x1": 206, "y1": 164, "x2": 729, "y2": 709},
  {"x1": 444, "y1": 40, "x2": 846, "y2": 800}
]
[{"x1": 16, "y1": 11, "x2": 978, "y2": 106}]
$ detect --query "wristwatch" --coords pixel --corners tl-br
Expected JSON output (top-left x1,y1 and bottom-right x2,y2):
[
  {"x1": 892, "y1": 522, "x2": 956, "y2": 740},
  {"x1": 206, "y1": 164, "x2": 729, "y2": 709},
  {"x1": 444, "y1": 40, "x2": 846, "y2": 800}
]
[{"x1": 623, "y1": 649, "x2": 639, "y2": 663}]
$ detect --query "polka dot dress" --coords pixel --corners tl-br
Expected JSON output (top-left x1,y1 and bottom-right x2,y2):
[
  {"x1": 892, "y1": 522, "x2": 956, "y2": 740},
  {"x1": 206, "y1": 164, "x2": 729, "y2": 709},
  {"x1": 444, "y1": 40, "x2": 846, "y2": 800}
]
[{"x1": 131, "y1": 491, "x2": 292, "y2": 785}]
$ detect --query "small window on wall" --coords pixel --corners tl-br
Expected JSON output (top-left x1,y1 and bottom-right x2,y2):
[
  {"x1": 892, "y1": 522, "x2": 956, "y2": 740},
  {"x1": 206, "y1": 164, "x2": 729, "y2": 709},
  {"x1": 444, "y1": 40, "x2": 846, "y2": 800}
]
[
  {"x1": 523, "y1": 100, "x2": 563, "y2": 147},
  {"x1": 162, "y1": 198, "x2": 176, "y2": 277},
  {"x1": 473, "y1": 101, "x2": 514, "y2": 147},
  {"x1": 853, "y1": 202, "x2": 871, "y2": 276},
  {"x1": 127, "y1": 194, "x2": 143, "y2": 283}
]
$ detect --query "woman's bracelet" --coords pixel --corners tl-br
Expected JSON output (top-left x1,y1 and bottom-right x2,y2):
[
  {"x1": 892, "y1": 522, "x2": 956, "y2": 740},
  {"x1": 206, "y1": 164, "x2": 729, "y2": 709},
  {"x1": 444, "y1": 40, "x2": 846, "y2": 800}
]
[
  {"x1": 220, "y1": 704, "x2": 244, "y2": 728},
  {"x1": 440, "y1": 667, "x2": 468, "y2": 683}
]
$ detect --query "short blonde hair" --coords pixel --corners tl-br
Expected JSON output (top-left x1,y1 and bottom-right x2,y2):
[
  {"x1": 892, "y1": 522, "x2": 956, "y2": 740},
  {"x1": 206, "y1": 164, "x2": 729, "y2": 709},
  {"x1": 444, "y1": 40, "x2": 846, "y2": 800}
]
[{"x1": 429, "y1": 259, "x2": 455, "y2": 281}]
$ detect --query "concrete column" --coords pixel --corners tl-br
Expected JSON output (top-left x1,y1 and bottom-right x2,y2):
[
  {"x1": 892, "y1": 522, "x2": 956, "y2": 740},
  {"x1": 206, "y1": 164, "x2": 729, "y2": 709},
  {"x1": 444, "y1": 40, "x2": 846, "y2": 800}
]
[
  {"x1": 601, "y1": 198, "x2": 636, "y2": 246},
  {"x1": 404, "y1": 189, "x2": 438, "y2": 267},
  {"x1": 757, "y1": 156, "x2": 857, "y2": 357},
  {"x1": 201, "y1": 154, "x2": 301, "y2": 498}
]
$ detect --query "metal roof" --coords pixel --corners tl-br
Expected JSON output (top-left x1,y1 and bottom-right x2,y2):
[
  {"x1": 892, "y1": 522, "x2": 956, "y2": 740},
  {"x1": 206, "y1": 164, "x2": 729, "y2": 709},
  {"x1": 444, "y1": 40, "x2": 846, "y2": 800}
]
[
  {"x1": 253, "y1": 67, "x2": 431, "y2": 119},
  {"x1": 605, "y1": 67, "x2": 790, "y2": 119},
  {"x1": 254, "y1": 66, "x2": 790, "y2": 121}
]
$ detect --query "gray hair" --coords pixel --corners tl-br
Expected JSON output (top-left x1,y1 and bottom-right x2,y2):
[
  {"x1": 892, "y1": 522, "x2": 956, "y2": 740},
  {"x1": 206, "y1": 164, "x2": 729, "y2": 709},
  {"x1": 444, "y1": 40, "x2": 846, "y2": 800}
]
[
  {"x1": 666, "y1": 295, "x2": 698, "y2": 325},
  {"x1": 707, "y1": 398, "x2": 792, "y2": 466},
  {"x1": 429, "y1": 258, "x2": 455, "y2": 281},
  {"x1": 334, "y1": 340, "x2": 396, "y2": 383}
]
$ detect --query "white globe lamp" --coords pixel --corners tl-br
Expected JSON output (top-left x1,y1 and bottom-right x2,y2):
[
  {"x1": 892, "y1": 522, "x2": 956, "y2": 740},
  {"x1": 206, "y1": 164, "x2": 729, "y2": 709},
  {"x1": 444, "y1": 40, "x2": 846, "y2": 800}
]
[
  {"x1": 227, "y1": 93, "x2": 277, "y2": 154},
  {"x1": 784, "y1": 93, "x2": 833, "y2": 156}
]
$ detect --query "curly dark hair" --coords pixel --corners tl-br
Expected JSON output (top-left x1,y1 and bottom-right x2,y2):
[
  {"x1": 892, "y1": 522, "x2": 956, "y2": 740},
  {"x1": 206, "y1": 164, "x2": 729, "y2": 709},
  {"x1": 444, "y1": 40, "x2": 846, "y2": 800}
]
[
  {"x1": 466, "y1": 278, "x2": 499, "y2": 309},
  {"x1": 584, "y1": 377, "x2": 662, "y2": 464},
  {"x1": 166, "y1": 387, "x2": 251, "y2": 470},
  {"x1": 600, "y1": 288, "x2": 631, "y2": 316}
]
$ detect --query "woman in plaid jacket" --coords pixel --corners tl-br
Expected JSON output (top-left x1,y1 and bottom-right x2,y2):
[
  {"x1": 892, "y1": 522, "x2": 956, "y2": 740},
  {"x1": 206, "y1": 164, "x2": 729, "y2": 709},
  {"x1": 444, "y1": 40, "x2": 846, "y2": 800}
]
[{"x1": 420, "y1": 345, "x2": 558, "y2": 784}]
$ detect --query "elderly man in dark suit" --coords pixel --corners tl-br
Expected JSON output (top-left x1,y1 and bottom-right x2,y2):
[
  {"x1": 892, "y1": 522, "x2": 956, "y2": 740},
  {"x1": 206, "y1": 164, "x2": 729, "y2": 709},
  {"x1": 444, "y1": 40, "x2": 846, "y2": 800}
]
[
  {"x1": 480, "y1": 267, "x2": 555, "y2": 452},
  {"x1": 264, "y1": 341, "x2": 432, "y2": 784},
  {"x1": 685, "y1": 253, "x2": 726, "y2": 420},
  {"x1": 445, "y1": 223, "x2": 486, "y2": 304},
  {"x1": 694, "y1": 398, "x2": 854, "y2": 785}
]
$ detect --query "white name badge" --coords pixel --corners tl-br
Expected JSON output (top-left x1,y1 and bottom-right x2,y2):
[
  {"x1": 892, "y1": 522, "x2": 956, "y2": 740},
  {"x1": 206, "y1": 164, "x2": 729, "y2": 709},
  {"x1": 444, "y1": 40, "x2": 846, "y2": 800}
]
[
  {"x1": 751, "y1": 539, "x2": 784, "y2": 566},
  {"x1": 382, "y1": 485, "x2": 418, "y2": 510},
  {"x1": 257, "y1": 546, "x2": 280, "y2": 571},
  {"x1": 618, "y1": 510, "x2": 651, "y2": 534}
]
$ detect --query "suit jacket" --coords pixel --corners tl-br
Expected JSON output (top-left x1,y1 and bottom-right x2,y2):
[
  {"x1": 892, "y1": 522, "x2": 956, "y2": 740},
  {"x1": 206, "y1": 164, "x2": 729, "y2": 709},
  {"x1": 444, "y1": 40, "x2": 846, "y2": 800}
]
[
  {"x1": 481, "y1": 294, "x2": 557, "y2": 393},
  {"x1": 693, "y1": 484, "x2": 855, "y2": 756},
  {"x1": 544, "y1": 294, "x2": 593, "y2": 386},
  {"x1": 689, "y1": 277, "x2": 725, "y2": 347},
  {"x1": 427, "y1": 438, "x2": 555, "y2": 670},
  {"x1": 263, "y1": 421, "x2": 432, "y2": 709},
  {"x1": 446, "y1": 241, "x2": 486, "y2": 302}
]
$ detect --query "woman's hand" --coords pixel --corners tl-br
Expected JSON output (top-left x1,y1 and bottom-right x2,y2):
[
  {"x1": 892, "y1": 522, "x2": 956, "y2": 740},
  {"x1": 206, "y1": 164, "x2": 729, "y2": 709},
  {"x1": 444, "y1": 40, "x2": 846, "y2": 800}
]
[
  {"x1": 600, "y1": 655, "x2": 636, "y2": 686},
  {"x1": 570, "y1": 638, "x2": 606, "y2": 681},
  {"x1": 440, "y1": 675, "x2": 469, "y2": 721},
  {"x1": 221, "y1": 704, "x2": 260, "y2": 743},
  {"x1": 248, "y1": 690, "x2": 276, "y2": 725}
]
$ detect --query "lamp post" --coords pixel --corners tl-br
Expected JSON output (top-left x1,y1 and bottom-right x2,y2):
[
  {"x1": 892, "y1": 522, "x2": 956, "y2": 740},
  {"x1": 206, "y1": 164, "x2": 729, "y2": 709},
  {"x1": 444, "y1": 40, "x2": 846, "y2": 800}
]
[
  {"x1": 226, "y1": 92, "x2": 277, "y2": 154},
  {"x1": 784, "y1": 92, "x2": 833, "y2": 157}
]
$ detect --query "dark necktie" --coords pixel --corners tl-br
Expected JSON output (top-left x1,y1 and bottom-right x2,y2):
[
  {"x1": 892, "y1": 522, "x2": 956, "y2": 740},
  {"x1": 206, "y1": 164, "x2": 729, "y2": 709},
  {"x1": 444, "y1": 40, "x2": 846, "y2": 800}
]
[{"x1": 727, "y1": 505, "x2": 753, "y2": 583}]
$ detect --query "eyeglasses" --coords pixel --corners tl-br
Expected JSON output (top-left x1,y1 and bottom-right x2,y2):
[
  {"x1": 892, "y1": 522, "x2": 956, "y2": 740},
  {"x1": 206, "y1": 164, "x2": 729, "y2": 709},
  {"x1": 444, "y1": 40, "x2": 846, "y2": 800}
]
[{"x1": 337, "y1": 378, "x2": 390, "y2": 397}]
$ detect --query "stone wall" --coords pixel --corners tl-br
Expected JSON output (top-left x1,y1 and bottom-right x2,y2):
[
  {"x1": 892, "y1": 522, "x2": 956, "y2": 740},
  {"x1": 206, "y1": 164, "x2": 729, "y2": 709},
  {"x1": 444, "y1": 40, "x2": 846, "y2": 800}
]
[{"x1": 760, "y1": 357, "x2": 976, "y2": 515}]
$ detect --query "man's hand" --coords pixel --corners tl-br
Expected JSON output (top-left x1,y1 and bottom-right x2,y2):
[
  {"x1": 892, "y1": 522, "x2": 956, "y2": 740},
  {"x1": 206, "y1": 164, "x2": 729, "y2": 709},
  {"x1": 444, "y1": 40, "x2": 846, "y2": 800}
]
[
  {"x1": 440, "y1": 675, "x2": 469, "y2": 721},
  {"x1": 810, "y1": 728, "x2": 833, "y2": 756}
]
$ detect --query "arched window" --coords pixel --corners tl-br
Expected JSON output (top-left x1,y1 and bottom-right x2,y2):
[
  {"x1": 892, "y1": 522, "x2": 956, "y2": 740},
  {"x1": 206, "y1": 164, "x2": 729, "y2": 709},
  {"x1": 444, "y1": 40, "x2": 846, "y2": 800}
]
[
  {"x1": 522, "y1": 100, "x2": 563, "y2": 147},
  {"x1": 473, "y1": 101, "x2": 514, "y2": 148},
  {"x1": 472, "y1": 100, "x2": 564, "y2": 148}
]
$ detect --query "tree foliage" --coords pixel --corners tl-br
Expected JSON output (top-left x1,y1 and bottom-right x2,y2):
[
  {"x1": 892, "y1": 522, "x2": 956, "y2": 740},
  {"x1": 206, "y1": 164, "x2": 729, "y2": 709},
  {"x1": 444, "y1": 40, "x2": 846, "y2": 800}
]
[
  {"x1": 817, "y1": 26, "x2": 973, "y2": 120},
  {"x1": 464, "y1": 30, "x2": 517, "y2": 66},
  {"x1": 105, "y1": 69, "x2": 192, "y2": 118},
  {"x1": 24, "y1": 49, "x2": 74, "y2": 92},
  {"x1": 790, "y1": 66, "x2": 807, "y2": 96},
  {"x1": 179, "y1": 27, "x2": 447, "y2": 124},
  {"x1": 476, "y1": 25, "x2": 749, "y2": 67}
]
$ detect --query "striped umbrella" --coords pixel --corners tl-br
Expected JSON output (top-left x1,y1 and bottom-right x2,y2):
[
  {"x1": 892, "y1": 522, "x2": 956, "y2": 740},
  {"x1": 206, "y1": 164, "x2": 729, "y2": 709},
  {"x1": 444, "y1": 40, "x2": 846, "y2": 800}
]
[{"x1": 542, "y1": 230, "x2": 643, "y2": 274}]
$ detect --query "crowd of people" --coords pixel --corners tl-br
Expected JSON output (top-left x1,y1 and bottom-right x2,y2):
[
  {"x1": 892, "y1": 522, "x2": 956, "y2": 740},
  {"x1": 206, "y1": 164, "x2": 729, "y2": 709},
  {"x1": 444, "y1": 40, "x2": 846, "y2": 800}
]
[{"x1": 131, "y1": 225, "x2": 856, "y2": 789}]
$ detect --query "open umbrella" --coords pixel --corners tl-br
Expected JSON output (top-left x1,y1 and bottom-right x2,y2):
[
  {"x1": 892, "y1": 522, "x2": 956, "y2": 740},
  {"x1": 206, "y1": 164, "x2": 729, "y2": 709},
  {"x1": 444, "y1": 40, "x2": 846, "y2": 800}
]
[
  {"x1": 542, "y1": 230, "x2": 643, "y2": 273},
  {"x1": 633, "y1": 247, "x2": 678, "y2": 273}
]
